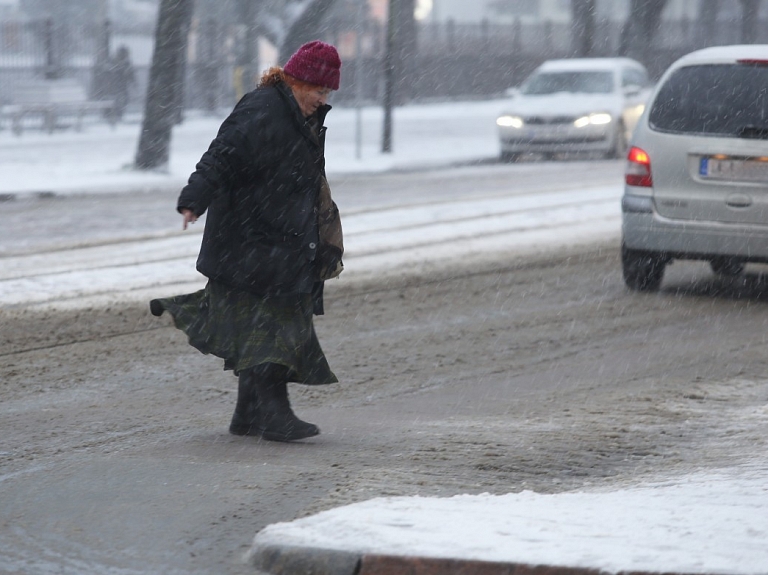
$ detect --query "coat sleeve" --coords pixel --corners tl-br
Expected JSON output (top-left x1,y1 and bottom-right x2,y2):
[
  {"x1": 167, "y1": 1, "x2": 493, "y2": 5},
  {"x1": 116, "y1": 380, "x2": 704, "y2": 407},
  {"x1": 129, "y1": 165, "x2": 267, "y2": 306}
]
[
  {"x1": 176, "y1": 96, "x2": 265, "y2": 216},
  {"x1": 176, "y1": 129, "x2": 252, "y2": 216}
]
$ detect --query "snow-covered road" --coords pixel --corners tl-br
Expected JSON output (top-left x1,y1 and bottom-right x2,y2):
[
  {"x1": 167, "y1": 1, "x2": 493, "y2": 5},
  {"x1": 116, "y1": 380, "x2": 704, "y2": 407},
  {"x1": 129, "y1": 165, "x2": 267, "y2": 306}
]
[
  {"x1": 3, "y1": 98, "x2": 768, "y2": 575},
  {"x1": 0, "y1": 179, "x2": 622, "y2": 309}
]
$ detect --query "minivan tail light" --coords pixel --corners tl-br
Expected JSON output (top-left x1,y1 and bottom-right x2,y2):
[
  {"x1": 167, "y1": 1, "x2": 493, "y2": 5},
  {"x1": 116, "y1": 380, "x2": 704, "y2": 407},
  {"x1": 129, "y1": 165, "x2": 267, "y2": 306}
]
[{"x1": 625, "y1": 146, "x2": 653, "y2": 187}]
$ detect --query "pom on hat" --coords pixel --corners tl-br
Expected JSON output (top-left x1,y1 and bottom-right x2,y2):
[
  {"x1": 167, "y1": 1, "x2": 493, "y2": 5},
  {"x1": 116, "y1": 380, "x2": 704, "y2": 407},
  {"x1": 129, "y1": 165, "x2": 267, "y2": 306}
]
[{"x1": 284, "y1": 40, "x2": 341, "y2": 91}]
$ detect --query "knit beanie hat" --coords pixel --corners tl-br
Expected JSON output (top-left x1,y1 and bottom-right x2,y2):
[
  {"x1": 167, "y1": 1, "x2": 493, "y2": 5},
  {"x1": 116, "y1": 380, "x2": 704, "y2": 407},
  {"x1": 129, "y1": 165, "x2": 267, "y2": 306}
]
[{"x1": 284, "y1": 40, "x2": 341, "y2": 91}]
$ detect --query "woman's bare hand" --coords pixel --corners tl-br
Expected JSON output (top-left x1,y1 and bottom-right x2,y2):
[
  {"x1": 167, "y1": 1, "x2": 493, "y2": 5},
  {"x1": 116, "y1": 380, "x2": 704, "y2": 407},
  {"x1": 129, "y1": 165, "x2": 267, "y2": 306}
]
[{"x1": 181, "y1": 209, "x2": 198, "y2": 230}]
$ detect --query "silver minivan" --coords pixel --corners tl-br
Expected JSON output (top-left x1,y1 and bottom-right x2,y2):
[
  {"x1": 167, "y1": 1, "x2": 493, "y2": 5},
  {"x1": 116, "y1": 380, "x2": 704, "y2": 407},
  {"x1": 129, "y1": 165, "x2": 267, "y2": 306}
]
[{"x1": 621, "y1": 45, "x2": 768, "y2": 290}]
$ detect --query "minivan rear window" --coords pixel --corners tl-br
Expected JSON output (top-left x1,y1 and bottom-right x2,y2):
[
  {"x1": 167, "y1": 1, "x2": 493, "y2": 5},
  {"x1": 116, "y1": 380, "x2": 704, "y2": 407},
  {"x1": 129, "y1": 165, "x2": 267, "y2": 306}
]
[{"x1": 649, "y1": 64, "x2": 768, "y2": 137}]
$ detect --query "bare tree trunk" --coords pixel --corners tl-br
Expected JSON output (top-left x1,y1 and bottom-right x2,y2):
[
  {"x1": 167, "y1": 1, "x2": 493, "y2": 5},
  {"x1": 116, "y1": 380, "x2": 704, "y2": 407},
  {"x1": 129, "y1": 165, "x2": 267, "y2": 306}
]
[
  {"x1": 572, "y1": 0, "x2": 596, "y2": 57},
  {"x1": 43, "y1": 18, "x2": 62, "y2": 79},
  {"x1": 698, "y1": 0, "x2": 719, "y2": 48},
  {"x1": 172, "y1": 26, "x2": 189, "y2": 126},
  {"x1": 393, "y1": 0, "x2": 416, "y2": 104},
  {"x1": 90, "y1": 18, "x2": 111, "y2": 100},
  {"x1": 619, "y1": 0, "x2": 668, "y2": 63},
  {"x1": 237, "y1": 0, "x2": 261, "y2": 95},
  {"x1": 279, "y1": 0, "x2": 337, "y2": 64},
  {"x1": 134, "y1": 0, "x2": 194, "y2": 171},
  {"x1": 740, "y1": 0, "x2": 760, "y2": 44},
  {"x1": 197, "y1": 19, "x2": 221, "y2": 113}
]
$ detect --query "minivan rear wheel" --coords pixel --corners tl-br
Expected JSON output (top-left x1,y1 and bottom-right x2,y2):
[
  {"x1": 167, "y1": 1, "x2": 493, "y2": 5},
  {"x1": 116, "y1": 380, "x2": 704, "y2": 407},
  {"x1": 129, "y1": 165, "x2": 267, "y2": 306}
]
[
  {"x1": 622, "y1": 244, "x2": 666, "y2": 291},
  {"x1": 710, "y1": 257, "x2": 744, "y2": 277}
]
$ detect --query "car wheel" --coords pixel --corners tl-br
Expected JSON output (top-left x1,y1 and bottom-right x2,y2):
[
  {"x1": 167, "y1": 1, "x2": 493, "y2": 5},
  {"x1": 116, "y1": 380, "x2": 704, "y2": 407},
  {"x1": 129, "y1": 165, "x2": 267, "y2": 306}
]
[
  {"x1": 622, "y1": 244, "x2": 666, "y2": 291},
  {"x1": 500, "y1": 151, "x2": 520, "y2": 163},
  {"x1": 710, "y1": 257, "x2": 744, "y2": 276},
  {"x1": 606, "y1": 121, "x2": 627, "y2": 159}
]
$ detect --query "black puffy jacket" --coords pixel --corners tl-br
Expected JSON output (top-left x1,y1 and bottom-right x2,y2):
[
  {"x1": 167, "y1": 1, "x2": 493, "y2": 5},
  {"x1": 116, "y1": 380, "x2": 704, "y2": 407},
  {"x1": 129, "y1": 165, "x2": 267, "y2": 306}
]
[{"x1": 177, "y1": 81, "x2": 330, "y2": 298}]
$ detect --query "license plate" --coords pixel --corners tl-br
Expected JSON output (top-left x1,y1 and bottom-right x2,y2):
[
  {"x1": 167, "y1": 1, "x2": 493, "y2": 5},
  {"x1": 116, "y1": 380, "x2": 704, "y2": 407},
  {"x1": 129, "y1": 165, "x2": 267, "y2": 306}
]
[{"x1": 700, "y1": 157, "x2": 768, "y2": 183}]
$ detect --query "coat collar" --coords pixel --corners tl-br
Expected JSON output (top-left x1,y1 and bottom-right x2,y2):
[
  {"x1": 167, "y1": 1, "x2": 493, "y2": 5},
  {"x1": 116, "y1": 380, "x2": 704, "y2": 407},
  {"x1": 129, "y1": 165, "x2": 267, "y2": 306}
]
[{"x1": 274, "y1": 81, "x2": 331, "y2": 150}]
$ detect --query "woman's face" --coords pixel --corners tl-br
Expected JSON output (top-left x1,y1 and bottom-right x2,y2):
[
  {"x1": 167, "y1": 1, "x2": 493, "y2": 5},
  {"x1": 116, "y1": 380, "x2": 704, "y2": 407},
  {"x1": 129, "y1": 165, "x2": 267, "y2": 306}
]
[{"x1": 292, "y1": 83, "x2": 332, "y2": 117}]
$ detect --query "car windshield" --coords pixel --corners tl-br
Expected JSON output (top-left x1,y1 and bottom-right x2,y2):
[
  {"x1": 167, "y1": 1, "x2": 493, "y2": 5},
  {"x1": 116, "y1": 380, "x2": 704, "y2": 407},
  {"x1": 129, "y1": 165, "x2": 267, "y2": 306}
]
[
  {"x1": 522, "y1": 71, "x2": 614, "y2": 95},
  {"x1": 649, "y1": 63, "x2": 768, "y2": 137}
]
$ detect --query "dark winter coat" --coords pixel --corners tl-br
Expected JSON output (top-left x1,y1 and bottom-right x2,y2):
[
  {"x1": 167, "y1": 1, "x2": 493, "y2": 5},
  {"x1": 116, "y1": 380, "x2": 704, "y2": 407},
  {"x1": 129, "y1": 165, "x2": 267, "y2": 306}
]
[{"x1": 177, "y1": 81, "x2": 330, "y2": 303}]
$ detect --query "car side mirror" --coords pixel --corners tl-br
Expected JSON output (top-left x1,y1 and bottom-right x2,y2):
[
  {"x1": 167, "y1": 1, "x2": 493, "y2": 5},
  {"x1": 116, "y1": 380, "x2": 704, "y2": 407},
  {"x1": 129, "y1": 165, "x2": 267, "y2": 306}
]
[
  {"x1": 504, "y1": 87, "x2": 520, "y2": 98},
  {"x1": 623, "y1": 85, "x2": 641, "y2": 97}
]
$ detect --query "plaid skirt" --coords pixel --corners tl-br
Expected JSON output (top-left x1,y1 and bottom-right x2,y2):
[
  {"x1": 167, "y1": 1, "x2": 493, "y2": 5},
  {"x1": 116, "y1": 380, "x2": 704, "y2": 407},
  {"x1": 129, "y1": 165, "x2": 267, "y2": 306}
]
[{"x1": 155, "y1": 280, "x2": 337, "y2": 384}]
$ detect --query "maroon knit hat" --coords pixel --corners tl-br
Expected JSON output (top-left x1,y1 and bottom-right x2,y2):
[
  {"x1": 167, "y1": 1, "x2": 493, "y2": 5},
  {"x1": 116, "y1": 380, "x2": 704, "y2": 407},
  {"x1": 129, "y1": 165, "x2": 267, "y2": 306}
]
[{"x1": 284, "y1": 40, "x2": 341, "y2": 91}]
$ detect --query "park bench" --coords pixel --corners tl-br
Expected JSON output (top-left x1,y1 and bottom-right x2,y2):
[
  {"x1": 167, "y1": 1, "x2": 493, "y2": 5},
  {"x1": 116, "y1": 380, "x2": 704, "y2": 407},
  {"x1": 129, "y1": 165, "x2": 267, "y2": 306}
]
[{"x1": 0, "y1": 79, "x2": 114, "y2": 135}]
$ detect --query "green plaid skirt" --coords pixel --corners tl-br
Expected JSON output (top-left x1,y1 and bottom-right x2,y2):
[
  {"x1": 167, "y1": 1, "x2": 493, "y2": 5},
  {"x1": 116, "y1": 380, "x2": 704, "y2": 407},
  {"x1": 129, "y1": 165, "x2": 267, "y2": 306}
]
[{"x1": 155, "y1": 281, "x2": 337, "y2": 384}]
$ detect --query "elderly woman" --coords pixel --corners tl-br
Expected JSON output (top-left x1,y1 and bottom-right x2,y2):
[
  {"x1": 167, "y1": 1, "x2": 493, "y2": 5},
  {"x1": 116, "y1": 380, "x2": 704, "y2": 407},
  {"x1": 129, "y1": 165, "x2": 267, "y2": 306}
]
[{"x1": 150, "y1": 41, "x2": 344, "y2": 442}]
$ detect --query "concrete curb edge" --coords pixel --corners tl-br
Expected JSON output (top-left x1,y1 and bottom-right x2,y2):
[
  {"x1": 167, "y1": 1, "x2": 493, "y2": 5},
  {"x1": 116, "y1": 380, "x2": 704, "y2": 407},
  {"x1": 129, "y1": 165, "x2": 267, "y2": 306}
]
[
  {"x1": 249, "y1": 543, "x2": 361, "y2": 575},
  {"x1": 249, "y1": 544, "x2": 726, "y2": 575}
]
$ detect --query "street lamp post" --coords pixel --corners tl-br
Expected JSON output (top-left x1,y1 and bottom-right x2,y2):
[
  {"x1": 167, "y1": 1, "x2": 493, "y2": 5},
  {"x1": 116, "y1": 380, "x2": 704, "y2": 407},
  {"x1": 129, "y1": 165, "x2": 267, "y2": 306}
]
[
  {"x1": 355, "y1": 0, "x2": 365, "y2": 159},
  {"x1": 382, "y1": 0, "x2": 396, "y2": 153}
]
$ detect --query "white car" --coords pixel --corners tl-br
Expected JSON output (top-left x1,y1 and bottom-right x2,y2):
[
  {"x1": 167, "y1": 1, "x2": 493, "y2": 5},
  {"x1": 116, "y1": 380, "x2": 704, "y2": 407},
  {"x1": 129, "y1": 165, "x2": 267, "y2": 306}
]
[
  {"x1": 621, "y1": 45, "x2": 768, "y2": 291},
  {"x1": 497, "y1": 58, "x2": 651, "y2": 161}
]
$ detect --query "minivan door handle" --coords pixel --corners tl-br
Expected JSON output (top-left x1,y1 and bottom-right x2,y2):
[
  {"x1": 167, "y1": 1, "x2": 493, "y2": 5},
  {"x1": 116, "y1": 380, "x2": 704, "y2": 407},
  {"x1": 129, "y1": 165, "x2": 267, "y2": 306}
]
[{"x1": 725, "y1": 194, "x2": 752, "y2": 208}]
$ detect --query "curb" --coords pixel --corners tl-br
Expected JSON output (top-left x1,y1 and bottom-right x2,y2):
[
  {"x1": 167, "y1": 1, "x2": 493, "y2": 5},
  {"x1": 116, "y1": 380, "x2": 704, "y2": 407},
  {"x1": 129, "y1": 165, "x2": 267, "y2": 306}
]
[
  {"x1": 249, "y1": 545, "x2": 724, "y2": 575},
  {"x1": 250, "y1": 544, "x2": 360, "y2": 575},
  {"x1": 358, "y1": 555, "x2": 602, "y2": 575}
]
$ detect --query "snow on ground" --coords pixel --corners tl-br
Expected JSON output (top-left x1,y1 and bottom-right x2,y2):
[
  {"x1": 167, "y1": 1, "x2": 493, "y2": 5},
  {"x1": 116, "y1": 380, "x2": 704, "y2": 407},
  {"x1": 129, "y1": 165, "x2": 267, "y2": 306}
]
[
  {"x1": 2, "y1": 98, "x2": 767, "y2": 574},
  {"x1": 252, "y1": 463, "x2": 768, "y2": 575},
  {"x1": 0, "y1": 98, "x2": 503, "y2": 196}
]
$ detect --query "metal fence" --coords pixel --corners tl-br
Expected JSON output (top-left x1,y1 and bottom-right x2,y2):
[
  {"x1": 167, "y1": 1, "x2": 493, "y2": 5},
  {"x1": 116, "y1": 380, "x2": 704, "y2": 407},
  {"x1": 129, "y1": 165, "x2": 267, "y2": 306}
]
[
  {"x1": 389, "y1": 17, "x2": 768, "y2": 96},
  {"x1": 0, "y1": 18, "x2": 106, "y2": 105},
  {"x1": 1, "y1": 16, "x2": 767, "y2": 116},
  {"x1": 0, "y1": 17, "x2": 238, "y2": 114}
]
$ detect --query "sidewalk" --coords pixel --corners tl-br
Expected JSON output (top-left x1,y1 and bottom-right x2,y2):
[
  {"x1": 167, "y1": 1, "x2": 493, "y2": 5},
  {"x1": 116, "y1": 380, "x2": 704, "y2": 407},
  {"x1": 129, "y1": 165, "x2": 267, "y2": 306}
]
[
  {"x1": 0, "y1": 99, "x2": 503, "y2": 198},
  {"x1": 249, "y1": 462, "x2": 768, "y2": 575}
]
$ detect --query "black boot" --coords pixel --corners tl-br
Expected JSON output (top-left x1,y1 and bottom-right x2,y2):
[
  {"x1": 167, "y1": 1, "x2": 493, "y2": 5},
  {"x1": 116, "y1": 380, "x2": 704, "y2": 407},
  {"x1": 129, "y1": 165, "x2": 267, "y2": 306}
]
[
  {"x1": 229, "y1": 369, "x2": 260, "y2": 436},
  {"x1": 255, "y1": 363, "x2": 319, "y2": 442},
  {"x1": 149, "y1": 299, "x2": 164, "y2": 317}
]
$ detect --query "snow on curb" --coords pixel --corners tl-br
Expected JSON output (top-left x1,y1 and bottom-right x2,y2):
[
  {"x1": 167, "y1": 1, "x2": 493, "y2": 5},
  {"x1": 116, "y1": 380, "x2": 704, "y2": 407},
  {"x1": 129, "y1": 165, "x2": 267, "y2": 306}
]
[{"x1": 249, "y1": 464, "x2": 768, "y2": 575}]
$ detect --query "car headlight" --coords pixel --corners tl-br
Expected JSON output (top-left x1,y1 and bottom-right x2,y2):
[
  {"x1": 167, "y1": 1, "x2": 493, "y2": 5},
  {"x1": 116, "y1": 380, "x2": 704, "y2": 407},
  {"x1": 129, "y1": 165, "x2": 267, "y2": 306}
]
[
  {"x1": 497, "y1": 115, "x2": 524, "y2": 129},
  {"x1": 573, "y1": 113, "x2": 612, "y2": 128}
]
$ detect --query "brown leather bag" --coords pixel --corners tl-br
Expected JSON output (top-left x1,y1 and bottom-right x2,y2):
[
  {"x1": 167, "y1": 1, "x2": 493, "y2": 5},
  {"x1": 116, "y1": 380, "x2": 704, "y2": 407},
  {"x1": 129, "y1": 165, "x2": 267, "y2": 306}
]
[{"x1": 316, "y1": 176, "x2": 344, "y2": 280}]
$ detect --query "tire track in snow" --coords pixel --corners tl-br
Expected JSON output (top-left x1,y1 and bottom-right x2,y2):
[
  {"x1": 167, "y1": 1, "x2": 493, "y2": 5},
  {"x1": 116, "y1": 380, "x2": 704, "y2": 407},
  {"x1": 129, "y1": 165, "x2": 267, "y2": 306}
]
[{"x1": 0, "y1": 185, "x2": 622, "y2": 308}]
